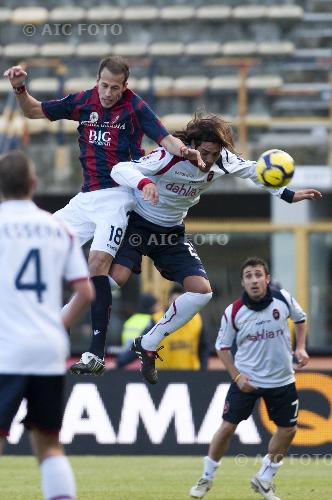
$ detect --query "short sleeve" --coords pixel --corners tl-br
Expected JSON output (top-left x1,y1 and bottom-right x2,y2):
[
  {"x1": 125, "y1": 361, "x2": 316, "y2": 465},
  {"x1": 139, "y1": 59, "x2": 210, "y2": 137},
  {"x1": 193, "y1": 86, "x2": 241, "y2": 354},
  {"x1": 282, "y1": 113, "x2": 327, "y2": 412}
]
[
  {"x1": 280, "y1": 289, "x2": 307, "y2": 323},
  {"x1": 215, "y1": 305, "x2": 237, "y2": 350},
  {"x1": 63, "y1": 233, "x2": 89, "y2": 283},
  {"x1": 135, "y1": 100, "x2": 169, "y2": 144},
  {"x1": 42, "y1": 93, "x2": 80, "y2": 122}
]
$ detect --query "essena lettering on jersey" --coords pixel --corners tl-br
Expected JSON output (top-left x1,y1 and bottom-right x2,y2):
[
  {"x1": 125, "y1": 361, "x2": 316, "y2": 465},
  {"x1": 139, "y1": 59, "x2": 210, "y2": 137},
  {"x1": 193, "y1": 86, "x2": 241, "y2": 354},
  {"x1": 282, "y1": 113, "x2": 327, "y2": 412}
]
[{"x1": 0, "y1": 223, "x2": 63, "y2": 239}]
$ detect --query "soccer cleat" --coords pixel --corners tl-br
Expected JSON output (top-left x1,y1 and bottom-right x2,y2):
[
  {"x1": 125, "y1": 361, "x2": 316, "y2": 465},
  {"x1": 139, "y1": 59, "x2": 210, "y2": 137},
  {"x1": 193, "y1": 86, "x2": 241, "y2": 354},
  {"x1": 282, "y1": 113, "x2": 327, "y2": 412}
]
[
  {"x1": 190, "y1": 478, "x2": 213, "y2": 498},
  {"x1": 70, "y1": 352, "x2": 105, "y2": 375},
  {"x1": 251, "y1": 476, "x2": 281, "y2": 500},
  {"x1": 131, "y1": 336, "x2": 163, "y2": 385}
]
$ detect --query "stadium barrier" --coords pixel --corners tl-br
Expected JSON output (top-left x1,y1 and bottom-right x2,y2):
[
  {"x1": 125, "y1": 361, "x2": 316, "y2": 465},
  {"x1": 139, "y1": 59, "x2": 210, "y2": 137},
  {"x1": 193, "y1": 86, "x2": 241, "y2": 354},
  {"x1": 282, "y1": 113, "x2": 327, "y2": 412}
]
[{"x1": 5, "y1": 371, "x2": 331, "y2": 455}]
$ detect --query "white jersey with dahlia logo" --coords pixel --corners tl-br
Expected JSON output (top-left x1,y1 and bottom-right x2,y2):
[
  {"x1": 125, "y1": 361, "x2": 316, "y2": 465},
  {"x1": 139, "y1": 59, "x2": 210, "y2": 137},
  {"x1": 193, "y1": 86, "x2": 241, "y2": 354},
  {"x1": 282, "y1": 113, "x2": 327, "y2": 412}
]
[
  {"x1": 111, "y1": 147, "x2": 287, "y2": 227},
  {"x1": 215, "y1": 289, "x2": 307, "y2": 388},
  {"x1": 0, "y1": 200, "x2": 89, "y2": 375}
]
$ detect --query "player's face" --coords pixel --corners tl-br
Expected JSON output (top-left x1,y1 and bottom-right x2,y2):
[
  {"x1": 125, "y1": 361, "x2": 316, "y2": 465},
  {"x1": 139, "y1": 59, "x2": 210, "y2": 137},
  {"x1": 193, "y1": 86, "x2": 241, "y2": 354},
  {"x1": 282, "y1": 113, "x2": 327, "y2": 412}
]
[
  {"x1": 241, "y1": 265, "x2": 271, "y2": 301},
  {"x1": 97, "y1": 68, "x2": 127, "y2": 108},
  {"x1": 196, "y1": 142, "x2": 222, "y2": 172}
]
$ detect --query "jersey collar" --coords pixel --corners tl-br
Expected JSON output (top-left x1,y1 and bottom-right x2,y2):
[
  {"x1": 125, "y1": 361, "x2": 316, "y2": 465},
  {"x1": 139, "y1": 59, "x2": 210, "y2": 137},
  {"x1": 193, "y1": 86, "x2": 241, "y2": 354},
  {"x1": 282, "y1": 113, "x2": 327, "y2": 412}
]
[
  {"x1": 242, "y1": 286, "x2": 273, "y2": 311},
  {"x1": 0, "y1": 200, "x2": 37, "y2": 212}
]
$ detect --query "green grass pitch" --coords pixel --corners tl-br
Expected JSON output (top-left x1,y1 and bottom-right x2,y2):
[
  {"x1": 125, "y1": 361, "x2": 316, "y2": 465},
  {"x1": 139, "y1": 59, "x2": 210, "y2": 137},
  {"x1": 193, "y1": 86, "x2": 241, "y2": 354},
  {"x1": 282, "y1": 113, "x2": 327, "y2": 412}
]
[{"x1": 0, "y1": 456, "x2": 330, "y2": 499}]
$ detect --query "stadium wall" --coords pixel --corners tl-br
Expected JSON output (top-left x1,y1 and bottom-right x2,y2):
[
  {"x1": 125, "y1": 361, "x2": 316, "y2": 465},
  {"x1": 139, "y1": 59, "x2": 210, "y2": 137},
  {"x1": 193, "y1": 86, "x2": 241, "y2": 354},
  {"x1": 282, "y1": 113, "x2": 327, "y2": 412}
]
[{"x1": 5, "y1": 371, "x2": 332, "y2": 456}]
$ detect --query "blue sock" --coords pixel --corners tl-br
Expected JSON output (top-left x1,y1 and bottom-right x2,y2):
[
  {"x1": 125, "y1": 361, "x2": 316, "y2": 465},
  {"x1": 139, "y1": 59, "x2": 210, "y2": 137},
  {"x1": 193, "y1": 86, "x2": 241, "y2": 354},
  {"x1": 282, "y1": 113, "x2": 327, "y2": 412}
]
[{"x1": 89, "y1": 276, "x2": 112, "y2": 358}]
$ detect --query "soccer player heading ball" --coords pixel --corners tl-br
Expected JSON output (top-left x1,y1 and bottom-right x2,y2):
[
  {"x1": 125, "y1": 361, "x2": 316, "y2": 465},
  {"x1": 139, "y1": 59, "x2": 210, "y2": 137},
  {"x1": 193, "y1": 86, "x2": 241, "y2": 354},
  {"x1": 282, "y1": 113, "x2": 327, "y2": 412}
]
[{"x1": 108, "y1": 113, "x2": 321, "y2": 385}]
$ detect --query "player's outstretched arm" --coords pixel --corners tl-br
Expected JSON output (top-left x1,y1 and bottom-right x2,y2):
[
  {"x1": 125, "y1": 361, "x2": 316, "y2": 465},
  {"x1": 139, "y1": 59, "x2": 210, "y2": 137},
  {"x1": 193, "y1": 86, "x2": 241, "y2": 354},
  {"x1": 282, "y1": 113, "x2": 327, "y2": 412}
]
[
  {"x1": 292, "y1": 189, "x2": 322, "y2": 202},
  {"x1": 4, "y1": 65, "x2": 45, "y2": 119},
  {"x1": 160, "y1": 134, "x2": 206, "y2": 169}
]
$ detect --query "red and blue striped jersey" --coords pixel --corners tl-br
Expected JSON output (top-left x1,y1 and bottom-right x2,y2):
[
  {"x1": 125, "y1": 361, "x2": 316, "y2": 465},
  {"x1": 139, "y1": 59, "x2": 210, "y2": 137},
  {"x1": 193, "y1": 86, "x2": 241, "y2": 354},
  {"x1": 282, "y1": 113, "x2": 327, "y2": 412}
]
[{"x1": 42, "y1": 87, "x2": 169, "y2": 192}]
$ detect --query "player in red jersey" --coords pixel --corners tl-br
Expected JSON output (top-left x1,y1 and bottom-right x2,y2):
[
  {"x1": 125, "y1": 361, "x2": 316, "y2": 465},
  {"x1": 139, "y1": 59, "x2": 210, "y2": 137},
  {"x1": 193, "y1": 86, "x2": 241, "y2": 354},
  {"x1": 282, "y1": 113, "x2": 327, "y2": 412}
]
[{"x1": 4, "y1": 57, "x2": 203, "y2": 375}]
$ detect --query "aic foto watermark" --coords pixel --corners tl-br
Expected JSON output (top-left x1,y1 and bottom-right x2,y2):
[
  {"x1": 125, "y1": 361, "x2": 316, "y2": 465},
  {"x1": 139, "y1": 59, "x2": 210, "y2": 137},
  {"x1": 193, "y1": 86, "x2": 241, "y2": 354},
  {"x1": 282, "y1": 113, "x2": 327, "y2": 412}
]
[
  {"x1": 128, "y1": 233, "x2": 230, "y2": 247},
  {"x1": 23, "y1": 23, "x2": 123, "y2": 37},
  {"x1": 234, "y1": 453, "x2": 332, "y2": 467}
]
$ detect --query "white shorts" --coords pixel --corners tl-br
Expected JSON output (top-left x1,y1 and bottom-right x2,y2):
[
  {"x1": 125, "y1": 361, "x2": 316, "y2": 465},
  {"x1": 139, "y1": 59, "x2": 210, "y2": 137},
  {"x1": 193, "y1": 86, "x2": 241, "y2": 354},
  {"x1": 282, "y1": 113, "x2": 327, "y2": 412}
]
[{"x1": 54, "y1": 187, "x2": 136, "y2": 256}]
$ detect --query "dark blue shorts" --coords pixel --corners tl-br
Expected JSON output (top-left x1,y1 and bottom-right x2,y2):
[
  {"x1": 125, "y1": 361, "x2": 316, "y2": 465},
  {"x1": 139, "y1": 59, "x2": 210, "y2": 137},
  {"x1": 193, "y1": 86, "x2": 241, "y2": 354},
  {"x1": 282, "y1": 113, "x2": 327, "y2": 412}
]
[
  {"x1": 0, "y1": 374, "x2": 65, "y2": 436},
  {"x1": 113, "y1": 211, "x2": 208, "y2": 284},
  {"x1": 222, "y1": 382, "x2": 299, "y2": 427}
]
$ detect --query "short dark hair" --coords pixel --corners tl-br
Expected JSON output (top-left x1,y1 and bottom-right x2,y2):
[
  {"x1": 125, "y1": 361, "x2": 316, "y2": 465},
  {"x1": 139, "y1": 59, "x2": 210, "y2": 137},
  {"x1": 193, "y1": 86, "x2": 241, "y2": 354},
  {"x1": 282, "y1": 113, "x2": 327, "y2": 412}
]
[
  {"x1": 98, "y1": 56, "x2": 130, "y2": 83},
  {"x1": 174, "y1": 111, "x2": 236, "y2": 153},
  {"x1": 241, "y1": 257, "x2": 270, "y2": 278},
  {"x1": 0, "y1": 150, "x2": 34, "y2": 198}
]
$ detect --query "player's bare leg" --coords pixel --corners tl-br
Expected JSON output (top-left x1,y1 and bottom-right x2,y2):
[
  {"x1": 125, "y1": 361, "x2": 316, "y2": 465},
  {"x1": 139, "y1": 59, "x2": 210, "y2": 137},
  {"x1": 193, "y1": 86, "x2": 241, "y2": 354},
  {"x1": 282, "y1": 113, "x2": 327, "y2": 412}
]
[
  {"x1": 30, "y1": 429, "x2": 76, "y2": 500},
  {"x1": 190, "y1": 421, "x2": 236, "y2": 498},
  {"x1": 137, "y1": 276, "x2": 212, "y2": 384},
  {"x1": 71, "y1": 250, "x2": 113, "y2": 375}
]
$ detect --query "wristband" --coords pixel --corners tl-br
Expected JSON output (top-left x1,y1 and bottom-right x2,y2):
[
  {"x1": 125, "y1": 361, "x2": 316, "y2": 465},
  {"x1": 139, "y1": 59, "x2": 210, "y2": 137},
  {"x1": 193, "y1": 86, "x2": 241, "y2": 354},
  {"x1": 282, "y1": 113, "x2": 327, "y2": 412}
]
[
  {"x1": 13, "y1": 84, "x2": 27, "y2": 95},
  {"x1": 137, "y1": 178, "x2": 154, "y2": 190},
  {"x1": 233, "y1": 373, "x2": 241, "y2": 383}
]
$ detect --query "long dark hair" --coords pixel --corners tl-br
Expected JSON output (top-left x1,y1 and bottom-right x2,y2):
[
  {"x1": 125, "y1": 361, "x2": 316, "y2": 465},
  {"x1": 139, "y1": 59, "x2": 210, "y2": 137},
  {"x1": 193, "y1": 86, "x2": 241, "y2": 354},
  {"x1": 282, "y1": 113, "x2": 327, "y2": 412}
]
[{"x1": 174, "y1": 111, "x2": 236, "y2": 153}]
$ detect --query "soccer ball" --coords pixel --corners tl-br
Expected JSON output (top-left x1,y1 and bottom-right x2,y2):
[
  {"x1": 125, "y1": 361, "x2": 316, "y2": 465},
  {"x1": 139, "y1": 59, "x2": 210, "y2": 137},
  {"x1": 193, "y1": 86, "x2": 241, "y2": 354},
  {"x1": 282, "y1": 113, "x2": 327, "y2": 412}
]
[{"x1": 256, "y1": 149, "x2": 295, "y2": 188}]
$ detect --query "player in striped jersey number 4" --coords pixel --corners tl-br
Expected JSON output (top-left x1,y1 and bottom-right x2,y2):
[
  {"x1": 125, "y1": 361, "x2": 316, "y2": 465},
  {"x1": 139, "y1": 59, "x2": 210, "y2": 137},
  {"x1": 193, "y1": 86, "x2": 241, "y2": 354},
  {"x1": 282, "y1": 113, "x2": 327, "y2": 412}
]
[
  {"x1": 4, "y1": 57, "x2": 204, "y2": 375},
  {"x1": 108, "y1": 113, "x2": 320, "y2": 386},
  {"x1": 190, "y1": 257, "x2": 309, "y2": 500}
]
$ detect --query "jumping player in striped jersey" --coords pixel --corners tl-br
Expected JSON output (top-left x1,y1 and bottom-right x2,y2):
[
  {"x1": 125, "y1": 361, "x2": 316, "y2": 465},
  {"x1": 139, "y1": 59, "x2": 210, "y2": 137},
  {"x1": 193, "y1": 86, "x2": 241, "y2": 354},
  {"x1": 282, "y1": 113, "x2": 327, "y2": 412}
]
[
  {"x1": 4, "y1": 57, "x2": 203, "y2": 375},
  {"x1": 108, "y1": 113, "x2": 320, "y2": 384},
  {"x1": 0, "y1": 150, "x2": 94, "y2": 500},
  {"x1": 190, "y1": 257, "x2": 309, "y2": 500}
]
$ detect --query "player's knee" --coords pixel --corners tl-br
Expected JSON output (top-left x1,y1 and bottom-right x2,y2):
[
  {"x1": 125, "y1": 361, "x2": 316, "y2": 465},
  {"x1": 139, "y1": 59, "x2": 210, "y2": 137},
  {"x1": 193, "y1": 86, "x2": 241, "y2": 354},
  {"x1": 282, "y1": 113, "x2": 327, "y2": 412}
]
[
  {"x1": 279, "y1": 425, "x2": 297, "y2": 439},
  {"x1": 109, "y1": 264, "x2": 132, "y2": 288},
  {"x1": 88, "y1": 252, "x2": 113, "y2": 276},
  {"x1": 219, "y1": 420, "x2": 237, "y2": 439},
  {"x1": 201, "y1": 282, "x2": 213, "y2": 294},
  {"x1": 288, "y1": 425, "x2": 297, "y2": 438},
  {"x1": 184, "y1": 277, "x2": 213, "y2": 294},
  {"x1": 198, "y1": 288, "x2": 213, "y2": 300}
]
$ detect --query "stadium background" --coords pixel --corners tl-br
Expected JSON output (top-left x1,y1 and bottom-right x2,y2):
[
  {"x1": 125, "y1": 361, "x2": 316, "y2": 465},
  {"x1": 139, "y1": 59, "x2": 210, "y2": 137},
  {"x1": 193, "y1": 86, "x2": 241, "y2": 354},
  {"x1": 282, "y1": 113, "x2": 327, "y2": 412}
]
[{"x1": 0, "y1": 0, "x2": 331, "y2": 455}]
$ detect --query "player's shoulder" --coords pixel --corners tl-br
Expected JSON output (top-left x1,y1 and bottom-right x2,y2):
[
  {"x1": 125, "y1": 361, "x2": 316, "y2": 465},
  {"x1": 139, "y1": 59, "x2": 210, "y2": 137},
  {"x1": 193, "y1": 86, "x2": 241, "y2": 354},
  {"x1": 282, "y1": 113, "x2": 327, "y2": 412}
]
[
  {"x1": 123, "y1": 88, "x2": 141, "y2": 105},
  {"x1": 82, "y1": 86, "x2": 101, "y2": 105},
  {"x1": 125, "y1": 88, "x2": 150, "y2": 111},
  {"x1": 224, "y1": 297, "x2": 245, "y2": 320},
  {"x1": 217, "y1": 148, "x2": 252, "y2": 172},
  {"x1": 140, "y1": 147, "x2": 173, "y2": 165},
  {"x1": 62, "y1": 88, "x2": 93, "y2": 106},
  {"x1": 52, "y1": 215, "x2": 75, "y2": 236},
  {"x1": 271, "y1": 287, "x2": 292, "y2": 309}
]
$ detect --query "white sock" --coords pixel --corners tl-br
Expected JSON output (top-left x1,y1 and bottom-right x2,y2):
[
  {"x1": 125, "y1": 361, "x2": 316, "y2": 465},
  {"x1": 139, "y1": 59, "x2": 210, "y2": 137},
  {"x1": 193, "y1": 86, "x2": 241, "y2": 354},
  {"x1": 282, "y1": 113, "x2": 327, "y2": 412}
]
[
  {"x1": 257, "y1": 454, "x2": 282, "y2": 483},
  {"x1": 202, "y1": 455, "x2": 220, "y2": 481},
  {"x1": 141, "y1": 292, "x2": 212, "y2": 351},
  {"x1": 61, "y1": 302, "x2": 70, "y2": 318},
  {"x1": 41, "y1": 455, "x2": 76, "y2": 500},
  {"x1": 108, "y1": 276, "x2": 120, "y2": 291}
]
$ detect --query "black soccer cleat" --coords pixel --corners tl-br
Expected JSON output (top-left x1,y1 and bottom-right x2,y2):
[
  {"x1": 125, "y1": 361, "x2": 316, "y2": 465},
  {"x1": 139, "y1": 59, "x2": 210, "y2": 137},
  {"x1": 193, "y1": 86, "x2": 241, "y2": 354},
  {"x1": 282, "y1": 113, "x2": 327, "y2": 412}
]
[
  {"x1": 131, "y1": 336, "x2": 163, "y2": 385},
  {"x1": 70, "y1": 352, "x2": 105, "y2": 376}
]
